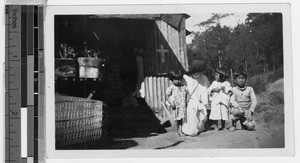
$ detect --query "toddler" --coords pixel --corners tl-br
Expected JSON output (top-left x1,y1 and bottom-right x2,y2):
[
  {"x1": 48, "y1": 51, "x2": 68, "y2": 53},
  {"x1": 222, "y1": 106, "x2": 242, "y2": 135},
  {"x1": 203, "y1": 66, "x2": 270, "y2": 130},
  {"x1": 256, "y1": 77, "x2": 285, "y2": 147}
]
[
  {"x1": 208, "y1": 67, "x2": 232, "y2": 131},
  {"x1": 166, "y1": 70, "x2": 188, "y2": 136}
]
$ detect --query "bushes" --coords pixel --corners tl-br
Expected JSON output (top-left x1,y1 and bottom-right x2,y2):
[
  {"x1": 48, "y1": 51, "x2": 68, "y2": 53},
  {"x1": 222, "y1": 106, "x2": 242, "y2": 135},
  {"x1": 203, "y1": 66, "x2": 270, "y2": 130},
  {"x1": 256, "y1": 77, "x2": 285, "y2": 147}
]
[
  {"x1": 267, "y1": 66, "x2": 283, "y2": 83},
  {"x1": 246, "y1": 66, "x2": 283, "y2": 94},
  {"x1": 255, "y1": 102, "x2": 284, "y2": 131},
  {"x1": 247, "y1": 72, "x2": 272, "y2": 94},
  {"x1": 254, "y1": 76, "x2": 284, "y2": 134}
]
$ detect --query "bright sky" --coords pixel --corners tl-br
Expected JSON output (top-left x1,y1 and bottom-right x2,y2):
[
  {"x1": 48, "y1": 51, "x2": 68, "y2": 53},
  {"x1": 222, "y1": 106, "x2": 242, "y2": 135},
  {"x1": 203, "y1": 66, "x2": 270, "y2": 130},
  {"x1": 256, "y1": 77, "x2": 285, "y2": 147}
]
[{"x1": 185, "y1": 13, "x2": 248, "y2": 44}]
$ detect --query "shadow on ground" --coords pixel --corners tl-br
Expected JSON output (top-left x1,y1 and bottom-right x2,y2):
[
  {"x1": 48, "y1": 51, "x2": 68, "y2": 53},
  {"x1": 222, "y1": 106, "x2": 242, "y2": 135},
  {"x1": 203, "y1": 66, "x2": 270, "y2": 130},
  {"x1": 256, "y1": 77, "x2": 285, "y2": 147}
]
[
  {"x1": 155, "y1": 141, "x2": 184, "y2": 149},
  {"x1": 107, "y1": 105, "x2": 167, "y2": 139}
]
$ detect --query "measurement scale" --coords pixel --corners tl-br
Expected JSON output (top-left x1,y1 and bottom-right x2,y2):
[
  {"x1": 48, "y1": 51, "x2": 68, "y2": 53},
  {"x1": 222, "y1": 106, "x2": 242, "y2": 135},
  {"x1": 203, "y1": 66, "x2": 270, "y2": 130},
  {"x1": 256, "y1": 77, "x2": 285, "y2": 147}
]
[{"x1": 5, "y1": 5, "x2": 44, "y2": 163}]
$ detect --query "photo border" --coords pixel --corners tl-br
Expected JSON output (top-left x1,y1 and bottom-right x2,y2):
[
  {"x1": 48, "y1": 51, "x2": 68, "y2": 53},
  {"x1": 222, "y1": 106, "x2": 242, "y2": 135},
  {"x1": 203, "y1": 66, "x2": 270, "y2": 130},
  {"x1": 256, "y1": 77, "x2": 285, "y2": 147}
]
[{"x1": 44, "y1": 3, "x2": 294, "y2": 159}]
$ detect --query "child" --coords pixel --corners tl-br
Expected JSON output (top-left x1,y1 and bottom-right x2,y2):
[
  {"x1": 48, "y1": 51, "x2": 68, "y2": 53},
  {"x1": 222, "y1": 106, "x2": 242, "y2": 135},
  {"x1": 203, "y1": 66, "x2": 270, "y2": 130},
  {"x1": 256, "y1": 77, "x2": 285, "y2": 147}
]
[
  {"x1": 166, "y1": 70, "x2": 188, "y2": 136},
  {"x1": 229, "y1": 70, "x2": 257, "y2": 131},
  {"x1": 208, "y1": 67, "x2": 232, "y2": 131}
]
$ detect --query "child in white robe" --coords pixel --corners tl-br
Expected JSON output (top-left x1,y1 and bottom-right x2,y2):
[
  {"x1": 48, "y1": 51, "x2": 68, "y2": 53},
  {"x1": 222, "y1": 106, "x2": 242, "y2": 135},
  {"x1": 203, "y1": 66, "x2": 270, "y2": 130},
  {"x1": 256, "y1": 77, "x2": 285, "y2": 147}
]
[{"x1": 209, "y1": 67, "x2": 232, "y2": 131}]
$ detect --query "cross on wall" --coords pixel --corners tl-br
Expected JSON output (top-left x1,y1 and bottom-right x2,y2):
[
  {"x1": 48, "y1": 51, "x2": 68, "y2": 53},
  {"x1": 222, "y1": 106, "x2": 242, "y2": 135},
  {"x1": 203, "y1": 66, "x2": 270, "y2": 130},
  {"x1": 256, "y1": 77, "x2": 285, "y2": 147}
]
[{"x1": 156, "y1": 44, "x2": 168, "y2": 63}]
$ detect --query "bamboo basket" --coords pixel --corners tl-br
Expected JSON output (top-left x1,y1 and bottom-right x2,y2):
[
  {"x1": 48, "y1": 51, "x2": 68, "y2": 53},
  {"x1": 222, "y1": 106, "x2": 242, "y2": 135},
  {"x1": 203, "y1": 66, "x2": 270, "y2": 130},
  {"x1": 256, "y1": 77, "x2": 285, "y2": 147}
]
[{"x1": 55, "y1": 95, "x2": 108, "y2": 149}]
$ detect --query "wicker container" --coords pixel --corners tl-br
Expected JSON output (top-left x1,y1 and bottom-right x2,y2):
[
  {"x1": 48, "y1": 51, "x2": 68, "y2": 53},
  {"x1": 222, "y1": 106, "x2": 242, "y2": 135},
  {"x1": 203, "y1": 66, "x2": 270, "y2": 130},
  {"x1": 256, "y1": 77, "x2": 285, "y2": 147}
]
[{"x1": 55, "y1": 95, "x2": 108, "y2": 149}]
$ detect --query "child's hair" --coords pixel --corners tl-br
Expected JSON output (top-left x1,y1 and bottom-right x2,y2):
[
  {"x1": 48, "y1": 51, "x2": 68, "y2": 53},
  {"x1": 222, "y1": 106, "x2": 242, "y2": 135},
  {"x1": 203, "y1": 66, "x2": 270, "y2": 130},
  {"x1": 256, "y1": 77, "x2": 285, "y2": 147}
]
[
  {"x1": 234, "y1": 69, "x2": 248, "y2": 79},
  {"x1": 169, "y1": 70, "x2": 183, "y2": 80},
  {"x1": 216, "y1": 67, "x2": 229, "y2": 82}
]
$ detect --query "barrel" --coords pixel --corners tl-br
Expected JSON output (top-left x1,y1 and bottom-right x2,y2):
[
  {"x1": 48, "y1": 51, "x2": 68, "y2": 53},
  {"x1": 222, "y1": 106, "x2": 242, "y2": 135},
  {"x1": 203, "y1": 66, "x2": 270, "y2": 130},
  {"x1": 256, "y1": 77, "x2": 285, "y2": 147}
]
[{"x1": 77, "y1": 57, "x2": 102, "y2": 78}]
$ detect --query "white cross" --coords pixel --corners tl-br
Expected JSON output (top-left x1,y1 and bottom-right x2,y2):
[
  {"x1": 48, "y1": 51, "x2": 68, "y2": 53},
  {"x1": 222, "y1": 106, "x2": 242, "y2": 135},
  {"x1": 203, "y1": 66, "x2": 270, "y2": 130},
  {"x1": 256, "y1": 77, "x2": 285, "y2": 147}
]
[{"x1": 156, "y1": 44, "x2": 168, "y2": 63}]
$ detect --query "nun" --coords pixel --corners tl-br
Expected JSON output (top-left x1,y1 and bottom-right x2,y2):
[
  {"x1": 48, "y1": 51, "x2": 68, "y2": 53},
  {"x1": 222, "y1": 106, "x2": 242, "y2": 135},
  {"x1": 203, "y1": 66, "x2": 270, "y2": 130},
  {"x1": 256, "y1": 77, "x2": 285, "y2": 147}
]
[{"x1": 182, "y1": 60, "x2": 210, "y2": 136}]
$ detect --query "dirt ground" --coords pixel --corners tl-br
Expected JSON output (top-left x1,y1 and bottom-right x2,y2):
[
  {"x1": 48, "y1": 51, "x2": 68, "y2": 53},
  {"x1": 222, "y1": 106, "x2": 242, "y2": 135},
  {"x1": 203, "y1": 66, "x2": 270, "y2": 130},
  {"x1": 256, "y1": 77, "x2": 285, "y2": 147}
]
[
  {"x1": 85, "y1": 77, "x2": 285, "y2": 150},
  {"x1": 87, "y1": 102, "x2": 284, "y2": 149},
  {"x1": 105, "y1": 122, "x2": 284, "y2": 149}
]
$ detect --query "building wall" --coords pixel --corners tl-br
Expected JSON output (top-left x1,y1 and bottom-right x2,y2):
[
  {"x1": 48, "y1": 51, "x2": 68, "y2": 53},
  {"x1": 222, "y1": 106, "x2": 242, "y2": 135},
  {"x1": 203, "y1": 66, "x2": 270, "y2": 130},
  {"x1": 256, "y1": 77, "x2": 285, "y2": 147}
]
[
  {"x1": 143, "y1": 19, "x2": 188, "y2": 75},
  {"x1": 144, "y1": 76, "x2": 172, "y2": 119},
  {"x1": 143, "y1": 18, "x2": 188, "y2": 119}
]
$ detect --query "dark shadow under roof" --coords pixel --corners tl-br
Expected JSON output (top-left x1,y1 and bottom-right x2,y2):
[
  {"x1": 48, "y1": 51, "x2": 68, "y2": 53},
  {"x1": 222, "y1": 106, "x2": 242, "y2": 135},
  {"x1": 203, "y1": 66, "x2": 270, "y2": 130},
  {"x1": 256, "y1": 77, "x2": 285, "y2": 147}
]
[{"x1": 90, "y1": 14, "x2": 190, "y2": 31}]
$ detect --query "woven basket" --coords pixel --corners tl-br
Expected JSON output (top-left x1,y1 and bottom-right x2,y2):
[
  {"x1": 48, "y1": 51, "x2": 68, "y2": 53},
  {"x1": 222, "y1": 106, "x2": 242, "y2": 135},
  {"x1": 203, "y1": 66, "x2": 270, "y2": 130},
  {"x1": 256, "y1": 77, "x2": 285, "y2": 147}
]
[{"x1": 55, "y1": 95, "x2": 108, "y2": 149}]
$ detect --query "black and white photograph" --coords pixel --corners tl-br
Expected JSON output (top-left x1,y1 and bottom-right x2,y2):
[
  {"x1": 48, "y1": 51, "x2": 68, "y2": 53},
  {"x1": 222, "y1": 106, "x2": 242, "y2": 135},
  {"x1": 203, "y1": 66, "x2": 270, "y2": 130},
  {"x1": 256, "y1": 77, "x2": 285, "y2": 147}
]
[
  {"x1": 3, "y1": 0, "x2": 300, "y2": 162},
  {"x1": 54, "y1": 11, "x2": 285, "y2": 150}
]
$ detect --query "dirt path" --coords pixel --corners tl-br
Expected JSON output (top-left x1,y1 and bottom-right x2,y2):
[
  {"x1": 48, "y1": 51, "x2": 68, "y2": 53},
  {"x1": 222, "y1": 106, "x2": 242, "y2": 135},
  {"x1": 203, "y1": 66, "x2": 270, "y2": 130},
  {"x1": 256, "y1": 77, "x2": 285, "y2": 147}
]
[
  {"x1": 109, "y1": 123, "x2": 281, "y2": 149},
  {"x1": 89, "y1": 99, "x2": 284, "y2": 150}
]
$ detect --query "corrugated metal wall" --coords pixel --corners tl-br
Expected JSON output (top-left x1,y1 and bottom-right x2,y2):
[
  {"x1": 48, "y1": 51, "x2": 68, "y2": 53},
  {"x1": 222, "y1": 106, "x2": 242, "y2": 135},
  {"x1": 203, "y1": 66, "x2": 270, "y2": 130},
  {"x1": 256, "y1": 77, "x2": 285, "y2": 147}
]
[
  {"x1": 144, "y1": 76, "x2": 172, "y2": 119},
  {"x1": 143, "y1": 18, "x2": 188, "y2": 119},
  {"x1": 143, "y1": 19, "x2": 188, "y2": 75}
]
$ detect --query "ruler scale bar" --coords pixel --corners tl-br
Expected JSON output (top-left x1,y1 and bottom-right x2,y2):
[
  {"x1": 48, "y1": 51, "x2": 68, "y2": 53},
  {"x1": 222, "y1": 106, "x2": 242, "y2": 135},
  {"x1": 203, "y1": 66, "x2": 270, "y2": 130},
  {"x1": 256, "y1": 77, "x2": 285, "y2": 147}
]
[
  {"x1": 21, "y1": 158, "x2": 27, "y2": 163},
  {"x1": 33, "y1": 6, "x2": 39, "y2": 163},
  {"x1": 6, "y1": 5, "x2": 22, "y2": 163},
  {"x1": 38, "y1": 6, "x2": 45, "y2": 163},
  {"x1": 27, "y1": 6, "x2": 35, "y2": 160},
  {"x1": 21, "y1": 6, "x2": 27, "y2": 109},
  {"x1": 20, "y1": 6, "x2": 28, "y2": 160},
  {"x1": 6, "y1": 5, "x2": 44, "y2": 163}
]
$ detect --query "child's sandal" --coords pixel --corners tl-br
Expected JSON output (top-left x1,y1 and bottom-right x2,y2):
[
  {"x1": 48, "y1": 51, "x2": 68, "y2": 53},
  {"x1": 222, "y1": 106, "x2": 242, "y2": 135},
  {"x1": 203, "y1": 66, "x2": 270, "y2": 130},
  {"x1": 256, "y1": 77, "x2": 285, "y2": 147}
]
[{"x1": 219, "y1": 127, "x2": 227, "y2": 131}]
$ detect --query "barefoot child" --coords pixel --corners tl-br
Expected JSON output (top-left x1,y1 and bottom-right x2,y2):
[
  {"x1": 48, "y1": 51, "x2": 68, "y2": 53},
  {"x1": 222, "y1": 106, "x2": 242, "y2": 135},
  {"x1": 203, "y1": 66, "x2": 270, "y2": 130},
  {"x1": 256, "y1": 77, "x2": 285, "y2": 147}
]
[
  {"x1": 208, "y1": 67, "x2": 232, "y2": 131},
  {"x1": 166, "y1": 71, "x2": 188, "y2": 136},
  {"x1": 229, "y1": 70, "x2": 257, "y2": 131}
]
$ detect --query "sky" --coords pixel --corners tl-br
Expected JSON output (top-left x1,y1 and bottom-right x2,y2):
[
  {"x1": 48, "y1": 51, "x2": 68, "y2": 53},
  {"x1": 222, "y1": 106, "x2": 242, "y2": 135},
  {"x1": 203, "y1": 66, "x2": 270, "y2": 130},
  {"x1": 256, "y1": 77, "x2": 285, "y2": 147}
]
[{"x1": 185, "y1": 13, "x2": 248, "y2": 44}]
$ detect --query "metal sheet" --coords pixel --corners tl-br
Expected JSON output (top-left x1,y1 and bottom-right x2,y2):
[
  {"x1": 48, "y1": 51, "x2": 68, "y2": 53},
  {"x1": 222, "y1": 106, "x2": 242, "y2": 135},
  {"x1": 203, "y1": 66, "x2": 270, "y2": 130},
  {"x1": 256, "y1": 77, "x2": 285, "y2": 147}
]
[
  {"x1": 143, "y1": 20, "x2": 188, "y2": 76},
  {"x1": 144, "y1": 76, "x2": 172, "y2": 117}
]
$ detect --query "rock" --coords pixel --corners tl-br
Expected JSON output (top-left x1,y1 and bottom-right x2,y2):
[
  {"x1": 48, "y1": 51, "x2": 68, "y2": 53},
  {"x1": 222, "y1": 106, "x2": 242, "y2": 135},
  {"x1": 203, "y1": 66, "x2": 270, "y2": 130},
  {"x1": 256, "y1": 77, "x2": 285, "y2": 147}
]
[
  {"x1": 266, "y1": 78, "x2": 284, "y2": 94},
  {"x1": 268, "y1": 91, "x2": 284, "y2": 106},
  {"x1": 266, "y1": 78, "x2": 284, "y2": 106}
]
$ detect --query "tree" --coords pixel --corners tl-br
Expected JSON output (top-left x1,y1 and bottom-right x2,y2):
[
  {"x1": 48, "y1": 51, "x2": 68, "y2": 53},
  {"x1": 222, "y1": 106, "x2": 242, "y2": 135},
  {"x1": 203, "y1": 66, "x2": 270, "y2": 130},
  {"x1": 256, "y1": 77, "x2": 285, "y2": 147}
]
[
  {"x1": 246, "y1": 13, "x2": 283, "y2": 71},
  {"x1": 197, "y1": 13, "x2": 234, "y2": 27},
  {"x1": 188, "y1": 23, "x2": 232, "y2": 69},
  {"x1": 187, "y1": 13, "x2": 283, "y2": 77}
]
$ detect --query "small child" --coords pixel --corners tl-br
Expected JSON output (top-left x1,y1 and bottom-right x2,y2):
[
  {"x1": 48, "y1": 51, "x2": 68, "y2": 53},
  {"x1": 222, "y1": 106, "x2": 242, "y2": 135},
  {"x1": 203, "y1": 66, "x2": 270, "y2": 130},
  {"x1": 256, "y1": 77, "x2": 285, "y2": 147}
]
[
  {"x1": 208, "y1": 67, "x2": 232, "y2": 131},
  {"x1": 229, "y1": 70, "x2": 257, "y2": 131},
  {"x1": 166, "y1": 70, "x2": 188, "y2": 136}
]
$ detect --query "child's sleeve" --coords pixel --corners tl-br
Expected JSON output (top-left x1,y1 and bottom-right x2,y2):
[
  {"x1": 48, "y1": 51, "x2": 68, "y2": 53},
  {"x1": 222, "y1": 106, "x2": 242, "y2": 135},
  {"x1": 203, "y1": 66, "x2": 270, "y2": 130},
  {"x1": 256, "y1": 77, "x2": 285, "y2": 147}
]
[
  {"x1": 166, "y1": 85, "x2": 173, "y2": 96},
  {"x1": 184, "y1": 86, "x2": 189, "y2": 103},
  {"x1": 165, "y1": 85, "x2": 174, "y2": 106},
  {"x1": 208, "y1": 81, "x2": 215, "y2": 94},
  {"x1": 229, "y1": 92, "x2": 240, "y2": 108},
  {"x1": 249, "y1": 87, "x2": 257, "y2": 113},
  {"x1": 225, "y1": 81, "x2": 233, "y2": 94}
]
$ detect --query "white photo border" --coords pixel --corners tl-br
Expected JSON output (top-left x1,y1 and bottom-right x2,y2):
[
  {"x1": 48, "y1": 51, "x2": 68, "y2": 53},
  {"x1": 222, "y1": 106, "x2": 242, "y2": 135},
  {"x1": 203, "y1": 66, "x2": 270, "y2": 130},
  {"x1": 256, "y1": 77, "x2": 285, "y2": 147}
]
[{"x1": 44, "y1": 3, "x2": 294, "y2": 159}]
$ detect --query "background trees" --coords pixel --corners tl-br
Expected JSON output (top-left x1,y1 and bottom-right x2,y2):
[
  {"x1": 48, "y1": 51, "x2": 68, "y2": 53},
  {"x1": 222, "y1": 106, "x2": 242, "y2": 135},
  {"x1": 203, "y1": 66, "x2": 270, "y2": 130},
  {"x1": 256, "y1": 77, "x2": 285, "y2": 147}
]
[{"x1": 187, "y1": 13, "x2": 283, "y2": 77}]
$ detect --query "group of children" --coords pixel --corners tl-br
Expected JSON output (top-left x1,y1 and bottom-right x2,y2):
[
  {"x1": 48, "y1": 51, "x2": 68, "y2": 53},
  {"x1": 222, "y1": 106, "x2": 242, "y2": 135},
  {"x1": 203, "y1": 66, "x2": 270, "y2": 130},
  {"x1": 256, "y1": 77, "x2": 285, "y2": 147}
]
[{"x1": 165, "y1": 68, "x2": 257, "y2": 136}]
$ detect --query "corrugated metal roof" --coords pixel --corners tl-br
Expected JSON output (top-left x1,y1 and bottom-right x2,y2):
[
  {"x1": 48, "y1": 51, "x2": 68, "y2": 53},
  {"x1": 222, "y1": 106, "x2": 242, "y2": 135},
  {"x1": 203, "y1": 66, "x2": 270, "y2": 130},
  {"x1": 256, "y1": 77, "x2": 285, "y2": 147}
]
[
  {"x1": 89, "y1": 14, "x2": 161, "y2": 20},
  {"x1": 90, "y1": 14, "x2": 190, "y2": 31},
  {"x1": 90, "y1": 14, "x2": 190, "y2": 19}
]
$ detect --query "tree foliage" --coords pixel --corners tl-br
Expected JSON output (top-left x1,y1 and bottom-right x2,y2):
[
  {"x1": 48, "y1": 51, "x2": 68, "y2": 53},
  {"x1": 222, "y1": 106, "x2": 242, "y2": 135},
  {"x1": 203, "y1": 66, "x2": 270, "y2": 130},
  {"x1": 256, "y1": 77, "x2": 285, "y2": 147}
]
[
  {"x1": 197, "y1": 13, "x2": 234, "y2": 27},
  {"x1": 188, "y1": 13, "x2": 283, "y2": 77}
]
